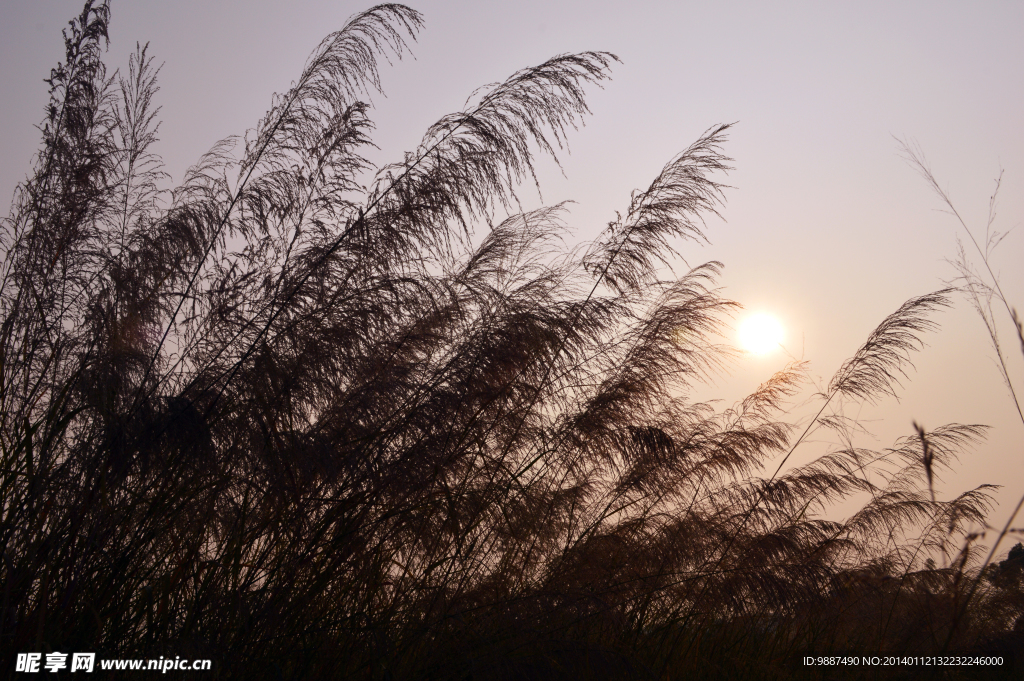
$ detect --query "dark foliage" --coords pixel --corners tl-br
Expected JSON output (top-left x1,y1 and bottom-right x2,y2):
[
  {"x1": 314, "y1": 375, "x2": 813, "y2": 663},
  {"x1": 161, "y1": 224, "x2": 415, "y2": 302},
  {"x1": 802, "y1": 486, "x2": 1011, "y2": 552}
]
[{"x1": 2, "y1": 3, "x2": 1020, "y2": 679}]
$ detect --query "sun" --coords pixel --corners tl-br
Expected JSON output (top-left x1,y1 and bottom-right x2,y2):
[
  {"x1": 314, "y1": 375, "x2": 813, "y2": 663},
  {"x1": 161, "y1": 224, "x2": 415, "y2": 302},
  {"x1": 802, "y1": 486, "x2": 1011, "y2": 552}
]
[{"x1": 738, "y1": 313, "x2": 784, "y2": 354}]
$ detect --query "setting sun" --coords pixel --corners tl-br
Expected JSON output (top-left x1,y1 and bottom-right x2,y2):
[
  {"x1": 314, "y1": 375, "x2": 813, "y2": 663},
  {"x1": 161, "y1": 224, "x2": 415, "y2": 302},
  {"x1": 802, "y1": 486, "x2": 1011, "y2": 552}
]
[{"x1": 738, "y1": 313, "x2": 784, "y2": 354}]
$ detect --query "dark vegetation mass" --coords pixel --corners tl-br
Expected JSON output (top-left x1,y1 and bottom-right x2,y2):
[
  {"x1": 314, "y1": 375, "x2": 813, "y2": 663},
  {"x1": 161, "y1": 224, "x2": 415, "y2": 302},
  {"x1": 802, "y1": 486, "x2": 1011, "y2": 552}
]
[{"x1": 2, "y1": 3, "x2": 1023, "y2": 678}]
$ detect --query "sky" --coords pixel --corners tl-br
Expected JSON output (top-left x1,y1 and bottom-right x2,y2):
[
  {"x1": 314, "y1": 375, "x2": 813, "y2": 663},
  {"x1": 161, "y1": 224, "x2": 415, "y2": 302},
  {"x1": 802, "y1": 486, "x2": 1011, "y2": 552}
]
[{"x1": 2, "y1": 0, "x2": 1022, "y2": 552}]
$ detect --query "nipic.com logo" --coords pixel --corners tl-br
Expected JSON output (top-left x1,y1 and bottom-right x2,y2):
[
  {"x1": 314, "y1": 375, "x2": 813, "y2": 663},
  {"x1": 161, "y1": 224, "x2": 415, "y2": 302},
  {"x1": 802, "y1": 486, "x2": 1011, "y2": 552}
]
[{"x1": 15, "y1": 652, "x2": 212, "y2": 673}]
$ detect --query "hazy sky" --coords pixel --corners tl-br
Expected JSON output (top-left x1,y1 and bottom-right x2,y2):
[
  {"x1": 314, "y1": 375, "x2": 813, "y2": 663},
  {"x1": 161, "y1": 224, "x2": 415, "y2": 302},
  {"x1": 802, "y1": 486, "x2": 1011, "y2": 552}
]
[{"x1": 3, "y1": 1, "x2": 1022, "y2": 547}]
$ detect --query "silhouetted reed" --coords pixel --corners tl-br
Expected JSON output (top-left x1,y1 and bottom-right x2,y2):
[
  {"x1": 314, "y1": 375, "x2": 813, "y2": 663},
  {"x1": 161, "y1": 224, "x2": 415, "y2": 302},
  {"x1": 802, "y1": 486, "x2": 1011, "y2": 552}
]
[{"x1": 2, "y1": 3, "x2": 1021, "y2": 678}]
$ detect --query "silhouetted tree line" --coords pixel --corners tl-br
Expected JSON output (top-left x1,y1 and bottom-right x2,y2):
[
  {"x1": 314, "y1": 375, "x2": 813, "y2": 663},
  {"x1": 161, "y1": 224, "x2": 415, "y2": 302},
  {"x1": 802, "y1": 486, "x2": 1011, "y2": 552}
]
[{"x1": 2, "y1": 3, "x2": 1022, "y2": 678}]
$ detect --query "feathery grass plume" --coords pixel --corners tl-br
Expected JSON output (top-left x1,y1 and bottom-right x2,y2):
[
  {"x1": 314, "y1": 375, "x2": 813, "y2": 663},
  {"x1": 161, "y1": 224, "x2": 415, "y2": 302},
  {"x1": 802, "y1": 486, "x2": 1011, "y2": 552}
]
[
  {"x1": 582, "y1": 124, "x2": 733, "y2": 296},
  {"x1": 0, "y1": 3, "x2": 1014, "y2": 679},
  {"x1": 1, "y1": 1, "x2": 113, "y2": 420},
  {"x1": 828, "y1": 290, "x2": 952, "y2": 403},
  {"x1": 130, "y1": 6, "x2": 422, "y2": 407},
  {"x1": 899, "y1": 140, "x2": 1023, "y2": 427}
]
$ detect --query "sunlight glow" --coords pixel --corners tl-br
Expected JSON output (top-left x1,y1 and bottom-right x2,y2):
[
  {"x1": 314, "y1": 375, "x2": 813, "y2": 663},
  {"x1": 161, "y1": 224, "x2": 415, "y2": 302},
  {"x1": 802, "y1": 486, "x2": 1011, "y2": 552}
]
[{"x1": 738, "y1": 313, "x2": 784, "y2": 354}]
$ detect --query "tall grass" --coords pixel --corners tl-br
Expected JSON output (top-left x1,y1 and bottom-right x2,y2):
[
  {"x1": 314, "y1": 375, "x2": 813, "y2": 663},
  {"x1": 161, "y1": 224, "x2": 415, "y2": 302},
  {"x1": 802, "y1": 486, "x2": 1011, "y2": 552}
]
[
  {"x1": 2, "y1": 3, "x2": 1021, "y2": 678},
  {"x1": 899, "y1": 139, "x2": 1024, "y2": 661}
]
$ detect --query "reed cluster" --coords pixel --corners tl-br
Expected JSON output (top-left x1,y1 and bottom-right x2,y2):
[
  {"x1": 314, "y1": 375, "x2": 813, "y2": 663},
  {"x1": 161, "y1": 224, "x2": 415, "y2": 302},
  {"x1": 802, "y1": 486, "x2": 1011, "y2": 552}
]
[{"x1": 2, "y1": 3, "x2": 1021, "y2": 678}]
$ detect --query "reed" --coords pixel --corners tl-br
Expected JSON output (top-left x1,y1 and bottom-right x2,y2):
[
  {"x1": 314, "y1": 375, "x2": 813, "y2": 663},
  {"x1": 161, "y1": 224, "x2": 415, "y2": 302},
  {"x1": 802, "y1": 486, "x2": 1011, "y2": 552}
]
[{"x1": 1, "y1": 3, "x2": 1020, "y2": 678}]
